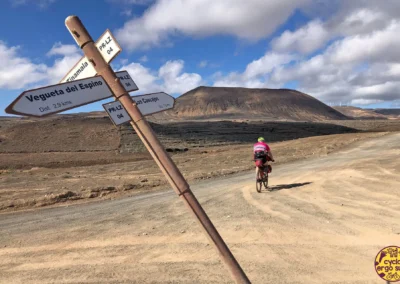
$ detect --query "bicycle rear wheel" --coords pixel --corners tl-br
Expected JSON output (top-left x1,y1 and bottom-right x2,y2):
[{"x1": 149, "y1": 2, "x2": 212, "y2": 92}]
[
  {"x1": 256, "y1": 179, "x2": 262, "y2": 193},
  {"x1": 262, "y1": 167, "x2": 269, "y2": 189},
  {"x1": 256, "y1": 168, "x2": 262, "y2": 193},
  {"x1": 262, "y1": 174, "x2": 268, "y2": 189}
]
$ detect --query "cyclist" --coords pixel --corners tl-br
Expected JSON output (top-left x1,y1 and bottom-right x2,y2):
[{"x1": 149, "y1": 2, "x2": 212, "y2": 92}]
[{"x1": 253, "y1": 137, "x2": 274, "y2": 181}]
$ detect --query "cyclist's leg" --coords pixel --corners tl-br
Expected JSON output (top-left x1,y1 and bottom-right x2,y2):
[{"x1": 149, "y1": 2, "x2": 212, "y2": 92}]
[
  {"x1": 264, "y1": 156, "x2": 272, "y2": 173},
  {"x1": 262, "y1": 156, "x2": 268, "y2": 169}
]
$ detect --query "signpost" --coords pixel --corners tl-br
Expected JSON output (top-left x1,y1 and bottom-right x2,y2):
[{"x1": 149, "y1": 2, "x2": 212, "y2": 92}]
[
  {"x1": 59, "y1": 29, "x2": 138, "y2": 92},
  {"x1": 131, "y1": 92, "x2": 175, "y2": 116},
  {"x1": 116, "y1": 71, "x2": 138, "y2": 92},
  {"x1": 4, "y1": 16, "x2": 251, "y2": 284},
  {"x1": 60, "y1": 29, "x2": 121, "y2": 83},
  {"x1": 103, "y1": 100, "x2": 130, "y2": 126},
  {"x1": 5, "y1": 70, "x2": 138, "y2": 117},
  {"x1": 5, "y1": 76, "x2": 113, "y2": 117},
  {"x1": 103, "y1": 92, "x2": 175, "y2": 126}
]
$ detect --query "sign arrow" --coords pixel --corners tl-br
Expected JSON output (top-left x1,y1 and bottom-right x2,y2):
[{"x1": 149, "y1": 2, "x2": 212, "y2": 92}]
[
  {"x1": 5, "y1": 76, "x2": 113, "y2": 117},
  {"x1": 103, "y1": 92, "x2": 175, "y2": 126}
]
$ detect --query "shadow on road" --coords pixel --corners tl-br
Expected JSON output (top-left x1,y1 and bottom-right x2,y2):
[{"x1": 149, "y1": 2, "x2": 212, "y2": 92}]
[{"x1": 267, "y1": 182, "x2": 312, "y2": 192}]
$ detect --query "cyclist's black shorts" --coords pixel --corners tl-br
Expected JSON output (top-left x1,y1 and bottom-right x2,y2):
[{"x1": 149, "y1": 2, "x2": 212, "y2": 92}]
[{"x1": 254, "y1": 152, "x2": 267, "y2": 164}]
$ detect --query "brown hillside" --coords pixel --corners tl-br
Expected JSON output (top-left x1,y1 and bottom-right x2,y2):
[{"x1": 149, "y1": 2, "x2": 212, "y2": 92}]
[
  {"x1": 372, "y1": 108, "x2": 400, "y2": 119},
  {"x1": 333, "y1": 106, "x2": 388, "y2": 120},
  {"x1": 152, "y1": 86, "x2": 349, "y2": 121}
]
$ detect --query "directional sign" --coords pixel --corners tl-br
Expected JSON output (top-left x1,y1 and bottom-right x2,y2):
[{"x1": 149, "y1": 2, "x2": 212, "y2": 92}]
[
  {"x1": 60, "y1": 29, "x2": 121, "y2": 83},
  {"x1": 131, "y1": 92, "x2": 175, "y2": 116},
  {"x1": 5, "y1": 76, "x2": 113, "y2": 117},
  {"x1": 116, "y1": 70, "x2": 138, "y2": 92},
  {"x1": 102, "y1": 100, "x2": 131, "y2": 126},
  {"x1": 102, "y1": 92, "x2": 175, "y2": 125}
]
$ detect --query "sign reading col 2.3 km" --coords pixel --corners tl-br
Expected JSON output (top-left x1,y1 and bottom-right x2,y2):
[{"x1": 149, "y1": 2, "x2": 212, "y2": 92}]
[{"x1": 5, "y1": 76, "x2": 114, "y2": 117}]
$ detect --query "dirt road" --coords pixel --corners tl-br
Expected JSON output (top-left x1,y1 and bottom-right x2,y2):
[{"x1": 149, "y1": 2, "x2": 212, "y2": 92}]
[{"x1": 0, "y1": 133, "x2": 399, "y2": 283}]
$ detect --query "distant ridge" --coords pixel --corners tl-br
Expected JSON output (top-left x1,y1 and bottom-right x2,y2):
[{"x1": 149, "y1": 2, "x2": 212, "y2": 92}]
[{"x1": 333, "y1": 106, "x2": 388, "y2": 120}]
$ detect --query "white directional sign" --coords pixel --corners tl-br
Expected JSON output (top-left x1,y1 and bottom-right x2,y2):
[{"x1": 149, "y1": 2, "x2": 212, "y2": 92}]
[
  {"x1": 60, "y1": 29, "x2": 122, "y2": 83},
  {"x1": 61, "y1": 57, "x2": 96, "y2": 83},
  {"x1": 60, "y1": 30, "x2": 138, "y2": 93},
  {"x1": 102, "y1": 92, "x2": 175, "y2": 125},
  {"x1": 102, "y1": 100, "x2": 131, "y2": 126},
  {"x1": 132, "y1": 92, "x2": 175, "y2": 116},
  {"x1": 5, "y1": 76, "x2": 113, "y2": 117},
  {"x1": 96, "y1": 29, "x2": 121, "y2": 63},
  {"x1": 116, "y1": 70, "x2": 138, "y2": 92}
]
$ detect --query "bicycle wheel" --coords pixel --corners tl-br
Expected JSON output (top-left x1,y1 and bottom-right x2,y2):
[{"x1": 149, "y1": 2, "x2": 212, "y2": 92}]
[
  {"x1": 256, "y1": 180, "x2": 262, "y2": 193},
  {"x1": 262, "y1": 174, "x2": 268, "y2": 189},
  {"x1": 256, "y1": 168, "x2": 262, "y2": 193}
]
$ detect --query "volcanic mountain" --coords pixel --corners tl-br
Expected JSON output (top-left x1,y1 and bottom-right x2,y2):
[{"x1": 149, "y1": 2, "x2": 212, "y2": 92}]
[{"x1": 153, "y1": 86, "x2": 349, "y2": 121}]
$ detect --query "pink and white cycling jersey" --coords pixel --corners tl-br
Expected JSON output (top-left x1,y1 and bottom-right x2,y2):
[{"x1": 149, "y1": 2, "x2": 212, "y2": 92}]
[{"x1": 253, "y1": 141, "x2": 270, "y2": 153}]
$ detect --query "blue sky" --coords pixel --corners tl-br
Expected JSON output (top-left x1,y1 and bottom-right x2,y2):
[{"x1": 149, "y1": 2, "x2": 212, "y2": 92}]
[{"x1": 1, "y1": 0, "x2": 400, "y2": 116}]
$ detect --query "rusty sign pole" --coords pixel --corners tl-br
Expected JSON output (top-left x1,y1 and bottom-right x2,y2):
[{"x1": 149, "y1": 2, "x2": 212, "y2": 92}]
[{"x1": 65, "y1": 16, "x2": 251, "y2": 284}]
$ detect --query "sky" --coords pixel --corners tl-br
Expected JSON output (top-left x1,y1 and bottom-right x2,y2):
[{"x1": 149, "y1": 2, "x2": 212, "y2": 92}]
[{"x1": 1, "y1": 0, "x2": 400, "y2": 116}]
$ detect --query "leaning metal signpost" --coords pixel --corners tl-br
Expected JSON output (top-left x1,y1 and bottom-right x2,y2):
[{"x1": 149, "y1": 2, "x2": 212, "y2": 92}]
[{"x1": 4, "y1": 16, "x2": 250, "y2": 284}]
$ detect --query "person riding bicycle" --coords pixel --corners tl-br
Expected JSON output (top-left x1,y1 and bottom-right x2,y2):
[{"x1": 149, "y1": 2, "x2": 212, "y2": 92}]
[{"x1": 253, "y1": 137, "x2": 274, "y2": 181}]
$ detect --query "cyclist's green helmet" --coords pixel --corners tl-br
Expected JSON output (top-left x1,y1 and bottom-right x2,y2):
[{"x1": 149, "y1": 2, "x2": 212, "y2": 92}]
[{"x1": 258, "y1": 137, "x2": 265, "y2": 142}]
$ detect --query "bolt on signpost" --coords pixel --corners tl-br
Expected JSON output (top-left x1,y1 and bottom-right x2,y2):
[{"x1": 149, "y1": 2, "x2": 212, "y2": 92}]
[{"x1": 65, "y1": 16, "x2": 250, "y2": 284}]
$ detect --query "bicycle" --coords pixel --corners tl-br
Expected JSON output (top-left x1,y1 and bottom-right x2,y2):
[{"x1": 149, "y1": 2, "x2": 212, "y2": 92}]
[{"x1": 254, "y1": 158, "x2": 274, "y2": 193}]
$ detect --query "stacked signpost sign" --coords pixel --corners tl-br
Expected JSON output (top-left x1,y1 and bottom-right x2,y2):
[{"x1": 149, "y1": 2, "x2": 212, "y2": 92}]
[
  {"x1": 4, "y1": 15, "x2": 250, "y2": 284},
  {"x1": 103, "y1": 92, "x2": 175, "y2": 126}
]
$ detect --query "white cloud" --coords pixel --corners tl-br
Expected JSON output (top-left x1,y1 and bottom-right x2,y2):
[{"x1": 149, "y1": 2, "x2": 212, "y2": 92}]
[
  {"x1": 336, "y1": 8, "x2": 386, "y2": 36},
  {"x1": 328, "y1": 20, "x2": 400, "y2": 65},
  {"x1": 244, "y1": 52, "x2": 297, "y2": 79},
  {"x1": 139, "y1": 55, "x2": 148, "y2": 62},
  {"x1": 4, "y1": 0, "x2": 400, "y2": 108},
  {"x1": 47, "y1": 42, "x2": 80, "y2": 57},
  {"x1": 119, "y1": 60, "x2": 202, "y2": 94},
  {"x1": 351, "y1": 98, "x2": 383, "y2": 105},
  {"x1": 212, "y1": 17, "x2": 400, "y2": 106},
  {"x1": 0, "y1": 39, "x2": 199, "y2": 96},
  {"x1": 0, "y1": 41, "x2": 47, "y2": 89},
  {"x1": 119, "y1": 62, "x2": 159, "y2": 93},
  {"x1": 213, "y1": 72, "x2": 270, "y2": 89},
  {"x1": 329, "y1": 1, "x2": 400, "y2": 35},
  {"x1": 159, "y1": 60, "x2": 202, "y2": 94},
  {"x1": 272, "y1": 20, "x2": 329, "y2": 54},
  {"x1": 262, "y1": 7, "x2": 400, "y2": 106},
  {"x1": 0, "y1": 41, "x2": 83, "y2": 89},
  {"x1": 45, "y1": 43, "x2": 82, "y2": 84},
  {"x1": 117, "y1": 0, "x2": 400, "y2": 106},
  {"x1": 115, "y1": 0, "x2": 311, "y2": 51},
  {"x1": 212, "y1": 52, "x2": 296, "y2": 89},
  {"x1": 45, "y1": 53, "x2": 82, "y2": 84}
]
